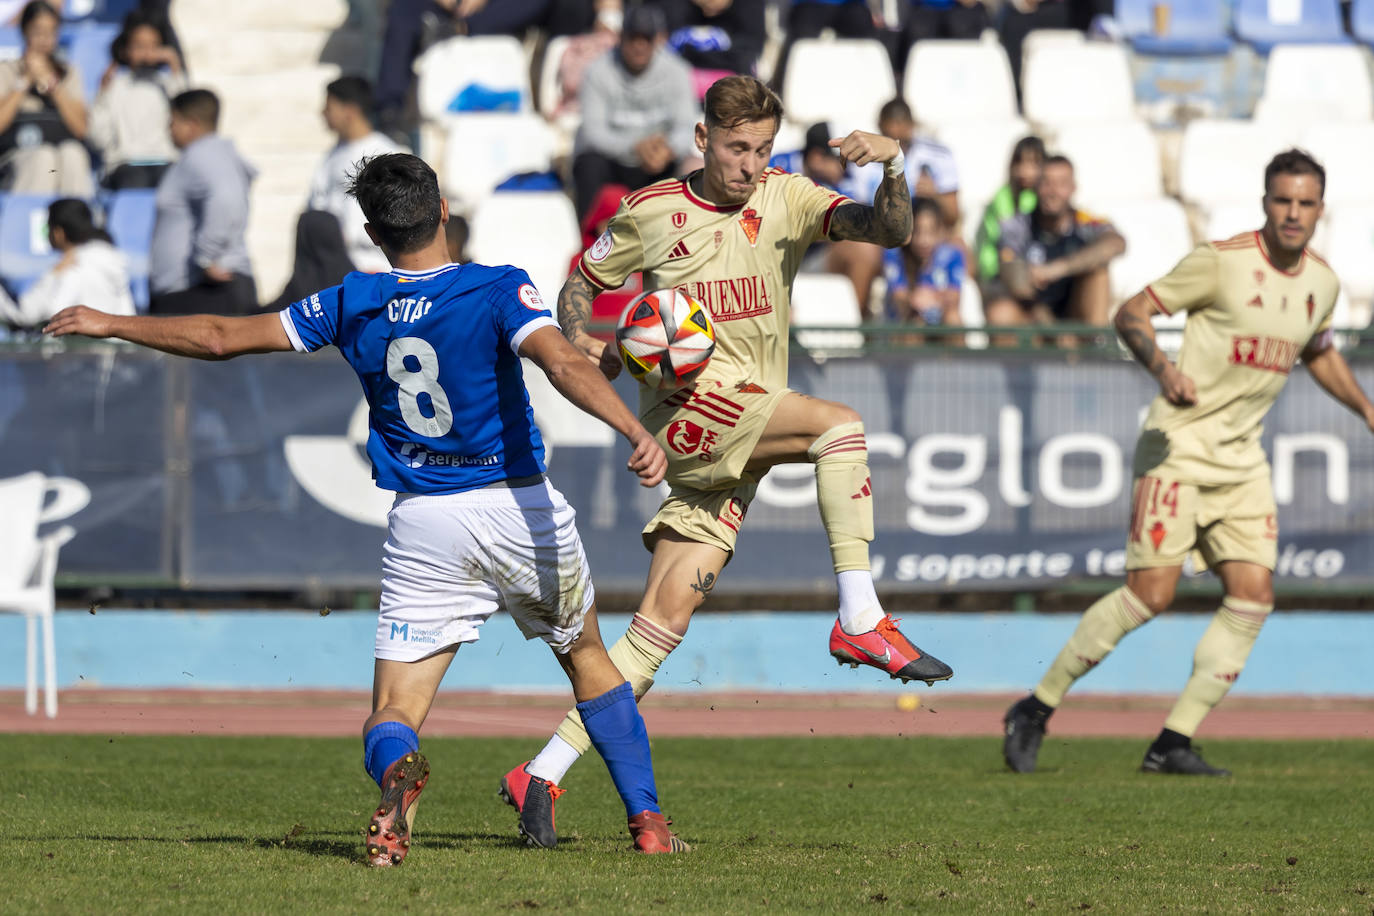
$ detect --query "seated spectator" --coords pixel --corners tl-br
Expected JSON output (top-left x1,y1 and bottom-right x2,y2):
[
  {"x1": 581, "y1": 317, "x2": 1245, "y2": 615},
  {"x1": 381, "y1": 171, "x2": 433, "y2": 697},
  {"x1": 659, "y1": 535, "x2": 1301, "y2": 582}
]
[
  {"x1": 89, "y1": 9, "x2": 186, "y2": 190},
  {"x1": 770, "y1": 121, "x2": 855, "y2": 195},
  {"x1": 975, "y1": 134, "x2": 1042, "y2": 295},
  {"x1": 265, "y1": 210, "x2": 354, "y2": 312},
  {"x1": 0, "y1": 1, "x2": 93, "y2": 195},
  {"x1": 571, "y1": 4, "x2": 696, "y2": 220},
  {"x1": 653, "y1": 0, "x2": 766, "y2": 97},
  {"x1": 0, "y1": 198, "x2": 134, "y2": 327},
  {"x1": 773, "y1": 0, "x2": 876, "y2": 91},
  {"x1": 445, "y1": 210, "x2": 469, "y2": 264},
  {"x1": 883, "y1": 196, "x2": 964, "y2": 328},
  {"x1": 988, "y1": 154, "x2": 1125, "y2": 332},
  {"x1": 309, "y1": 75, "x2": 405, "y2": 274},
  {"x1": 150, "y1": 89, "x2": 258, "y2": 316},
  {"x1": 893, "y1": 0, "x2": 990, "y2": 74}
]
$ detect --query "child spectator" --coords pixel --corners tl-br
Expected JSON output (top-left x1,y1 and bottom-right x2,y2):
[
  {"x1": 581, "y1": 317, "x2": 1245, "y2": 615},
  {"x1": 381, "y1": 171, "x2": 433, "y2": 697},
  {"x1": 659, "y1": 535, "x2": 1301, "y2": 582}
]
[{"x1": 883, "y1": 196, "x2": 964, "y2": 328}]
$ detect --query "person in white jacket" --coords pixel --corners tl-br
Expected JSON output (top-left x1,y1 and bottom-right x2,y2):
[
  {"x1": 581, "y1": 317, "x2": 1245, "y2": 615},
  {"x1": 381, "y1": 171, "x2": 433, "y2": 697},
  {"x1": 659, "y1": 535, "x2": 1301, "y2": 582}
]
[{"x1": 0, "y1": 198, "x2": 134, "y2": 327}]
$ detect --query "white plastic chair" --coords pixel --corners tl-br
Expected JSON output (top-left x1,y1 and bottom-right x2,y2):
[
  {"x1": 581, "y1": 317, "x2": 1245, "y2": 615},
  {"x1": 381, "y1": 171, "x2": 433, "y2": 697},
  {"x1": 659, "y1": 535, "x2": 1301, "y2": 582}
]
[
  {"x1": 468, "y1": 191, "x2": 581, "y2": 304},
  {"x1": 1253, "y1": 44, "x2": 1373, "y2": 127},
  {"x1": 1177, "y1": 119, "x2": 1296, "y2": 209},
  {"x1": 790, "y1": 272, "x2": 865, "y2": 351},
  {"x1": 1322, "y1": 207, "x2": 1374, "y2": 318},
  {"x1": 782, "y1": 39, "x2": 896, "y2": 132},
  {"x1": 933, "y1": 117, "x2": 1032, "y2": 227},
  {"x1": 415, "y1": 35, "x2": 530, "y2": 122},
  {"x1": 440, "y1": 113, "x2": 557, "y2": 211},
  {"x1": 1020, "y1": 28, "x2": 1085, "y2": 89},
  {"x1": 1300, "y1": 122, "x2": 1374, "y2": 206},
  {"x1": 1101, "y1": 197, "x2": 1193, "y2": 304},
  {"x1": 1022, "y1": 42, "x2": 1136, "y2": 128},
  {"x1": 0, "y1": 472, "x2": 76, "y2": 718},
  {"x1": 1053, "y1": 120, "x2": 1164, "y2": 209},
  {"x1": 903, "y1": 39, "x2": 1018, "y2": 127}
]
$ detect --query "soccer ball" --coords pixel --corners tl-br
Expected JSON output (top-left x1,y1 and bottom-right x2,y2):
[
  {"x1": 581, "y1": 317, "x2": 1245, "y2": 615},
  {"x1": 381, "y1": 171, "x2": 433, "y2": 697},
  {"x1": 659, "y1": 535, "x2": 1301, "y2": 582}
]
[{"x1": 615, "y1": 288, "x2": 716, "y2": 390}]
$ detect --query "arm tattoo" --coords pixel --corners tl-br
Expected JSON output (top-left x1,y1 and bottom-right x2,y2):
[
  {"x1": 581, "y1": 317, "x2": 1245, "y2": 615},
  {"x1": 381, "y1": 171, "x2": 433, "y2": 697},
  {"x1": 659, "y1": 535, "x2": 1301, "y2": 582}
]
[
  {"x1": 1115, "y1": 306, "x2": 1169, "y2": 378},
  {"x1": 557, "y1": 269, "x2": 597, "y2": 343},
  {"x1": 689, "y1": 568, "x2": 716, "y2": 597},
  {"x1": 828, "y1": 172, "x2": 911, "y2": 248}
]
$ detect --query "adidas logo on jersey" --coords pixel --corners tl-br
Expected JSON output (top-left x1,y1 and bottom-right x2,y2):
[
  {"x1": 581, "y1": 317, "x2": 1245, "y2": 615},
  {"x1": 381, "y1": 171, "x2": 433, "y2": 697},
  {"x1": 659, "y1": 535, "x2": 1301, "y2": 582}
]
[{"x1": 668, "y1": 240, "x2": 691, "y2": 260}]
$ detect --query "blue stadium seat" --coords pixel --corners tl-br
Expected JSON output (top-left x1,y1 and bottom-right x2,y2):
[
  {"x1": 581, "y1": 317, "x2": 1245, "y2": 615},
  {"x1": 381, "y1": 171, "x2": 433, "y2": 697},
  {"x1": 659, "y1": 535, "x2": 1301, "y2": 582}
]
[
  {"x1": 1116, "y1": 0, "x2": 1234, "y2": 54},
  {"x1": 1234, "y1": 0, "x2": 1349, "y2": 52},
  {"x1": 65, "y1": 0, "x2": 142, "y2": 23},
  {"x1": 0, "y1": 26, "x2": 21, "y2": 58},
  {"x1": 0, "y1": 194, "x2": 62, "y2": 291},
  {"x1": 1353, "y1": 0, "x2": 1374, "y2": 44},
  {"x1": 65, "y1": 22, "x2": 120, "y2": 101},
  {"x1": 104, "y1": 189, "x2": 155, "y2": 307}
]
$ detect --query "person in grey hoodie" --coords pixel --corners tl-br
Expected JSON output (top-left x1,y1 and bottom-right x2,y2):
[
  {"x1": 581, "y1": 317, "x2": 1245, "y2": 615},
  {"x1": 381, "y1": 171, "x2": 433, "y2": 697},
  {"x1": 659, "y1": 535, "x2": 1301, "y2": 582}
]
[
  {"x1": 149, "y1": 88, "x2": 258, "y2": 315},
  {"x1": 571, "y1": 4, "x2": 697, "y2": 220}
]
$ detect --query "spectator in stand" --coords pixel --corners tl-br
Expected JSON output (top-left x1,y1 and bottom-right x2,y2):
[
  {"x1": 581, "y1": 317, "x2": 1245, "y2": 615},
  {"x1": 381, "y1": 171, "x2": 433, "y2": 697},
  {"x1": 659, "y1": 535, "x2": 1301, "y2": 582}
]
[
  {"x1": 0, "y1": 1, "x2": 93, "y2": 195},
  {"x1": 0, "y1": 198, "x2": 134, "y2": 327},
  {"x1": 975, "y1": 135, "x2": 1042, "y2": 298},
  {"x1": 770, "y1": 121, "x2": 854, "y2": 195},
  {"x1": 651, "y1": 0, "x2": 766, "y2": 97},
  {"x1": 892, "y1": 0, "x2": 989, "y2": 75},
  {"x1": 149, "y1": 89, "x2": 258, "y2": 316},
  {"x1": 883, "y1": 195, "x2": 964, "y2": 329},
  {"x1": 773, "y1": 0, "x2": 876, "y2": 92},
  {"x1": 89, "y1": 9, "x2": 186, "y2": 190},
  {"x1": 374, "y1": 0, "x2": 622, "y2": 136},
  {"x1": 266, "y1": 210, "x2": 354, "y2": 312},
  {"x1": 988, "y1": 154, "x2": 1124, "y2": 332},
  {"x1": 309, "y1": 76, "x2": 405, "y2": 274},
  {"x1": 445, "y1": 211, "x2": 470, "y2": 264},
  {"x1": 571, "y1": 4, "x2": 696, "y2": 220}
]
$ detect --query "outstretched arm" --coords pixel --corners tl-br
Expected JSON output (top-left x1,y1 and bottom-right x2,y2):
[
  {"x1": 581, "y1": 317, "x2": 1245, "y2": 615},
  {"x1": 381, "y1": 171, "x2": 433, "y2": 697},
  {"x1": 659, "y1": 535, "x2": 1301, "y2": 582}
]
[
  {"x1": 519, "y1": 325, "x2": 665, "y2": 486},
  {"x1": 1114, "y1": 291, "x2": 1196, "y2": 406},
  {"x1": 825, "y1": 131, "x2": 912, "y2": 249},
  {"x1": 1303, "y1": 335, "x2": 1374, "y2": 432},
  {"x1": 44, "y1": 307, "x2": 293, "y2": 360},
  {"x1": 557, "y1": 266, "x2": 621, "y2": 379}
]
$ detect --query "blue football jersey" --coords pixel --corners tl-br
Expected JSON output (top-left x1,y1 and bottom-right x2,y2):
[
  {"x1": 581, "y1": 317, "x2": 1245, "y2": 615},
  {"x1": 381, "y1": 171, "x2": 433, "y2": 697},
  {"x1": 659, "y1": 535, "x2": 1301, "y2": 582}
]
[{"x1": 280, "y1": 263, "x2": 558, "y2": 495}]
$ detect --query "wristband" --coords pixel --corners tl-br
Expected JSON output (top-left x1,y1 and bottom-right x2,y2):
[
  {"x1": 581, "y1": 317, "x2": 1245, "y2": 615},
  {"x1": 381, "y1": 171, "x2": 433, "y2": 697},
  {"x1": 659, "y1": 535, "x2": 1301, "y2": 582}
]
[
  {"x1": 884, "y1": 151, "x2": 905, "y2": 179},
  {"x1": 597, "y1": 7, "x2": 623, "y2": 31}
]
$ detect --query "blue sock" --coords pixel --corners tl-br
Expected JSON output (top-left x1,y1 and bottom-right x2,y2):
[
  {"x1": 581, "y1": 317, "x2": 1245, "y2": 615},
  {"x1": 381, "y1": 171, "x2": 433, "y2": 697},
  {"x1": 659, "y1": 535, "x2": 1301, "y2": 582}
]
[
  {"x1": 578, "y1": 681, "x2": 660, "y2": 817},
  {"x1": 363, "y1": 721, "x2": 420, "y2": 788}
]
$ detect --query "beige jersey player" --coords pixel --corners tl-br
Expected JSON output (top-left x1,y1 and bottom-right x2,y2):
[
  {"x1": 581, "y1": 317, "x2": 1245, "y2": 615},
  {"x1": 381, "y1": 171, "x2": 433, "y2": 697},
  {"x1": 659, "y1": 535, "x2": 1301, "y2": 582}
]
[
  {"x1": 497, "y1": 75, "x2": 953, "y2": 849},
  {"x1": 1004, "y1": 150, "x2": 1374, "y2": 778}
]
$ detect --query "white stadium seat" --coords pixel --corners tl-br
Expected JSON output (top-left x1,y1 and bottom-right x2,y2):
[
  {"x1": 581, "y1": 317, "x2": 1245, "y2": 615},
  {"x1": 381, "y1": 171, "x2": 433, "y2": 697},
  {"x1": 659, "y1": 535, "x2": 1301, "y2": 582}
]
[
  {"x1": 468, "y1": 192, "x2": 580, "y2": 303},
  {"x1": 415, "y1": 35, "x2": 530, "y2": 122},
  {"x1": 1253, "y1": 44, "x2": 1373, "y2": 127},
  {"x1": 440, "y1": 113, "x2": 557, "y2": 211},
  {"x1": 1300, "y1": 122, "x2": 1374, "y2": 205},
  {"x1": 782, "y1": 39, "x2": 896, "y2": 133},
  {"x1": 1020, "y1": 28, "x2": 1085, "y2": 88},
  {"x1": 902, "y1": 39, "x2": 1018, "y2": 127},
  {"x1": 1053, "y1": 120, "x2": 1163, "y2": 209},
  {"x1": 537, "y1": 35, "x2": 572, "y2": 117},
  {"x1": 932, "y1": 118, "x2": 1032, "y2": 247},
  {"x1": 1322, "y1": 208, "x2": 1374, "y2": 322},
  {"x1": 1022, "y1": 42, "x2": 1135, "y2": 128},
  {"x1": 1101, "y1": 197, "x2": 1193, "y2": 304},
  {"x1": 1177, "y1": 119, "x2": 1296, "y2": 208},
  {"x1": 790, "y1": 272, "x2": 865, "y2": 351}
]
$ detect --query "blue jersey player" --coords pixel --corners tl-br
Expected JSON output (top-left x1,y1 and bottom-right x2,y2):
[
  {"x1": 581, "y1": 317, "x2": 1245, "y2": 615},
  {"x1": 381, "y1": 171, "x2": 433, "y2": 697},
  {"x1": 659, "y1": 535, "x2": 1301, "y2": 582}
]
[{"x1": 45, "y1": 153, "x2": 690, "y2": 861}]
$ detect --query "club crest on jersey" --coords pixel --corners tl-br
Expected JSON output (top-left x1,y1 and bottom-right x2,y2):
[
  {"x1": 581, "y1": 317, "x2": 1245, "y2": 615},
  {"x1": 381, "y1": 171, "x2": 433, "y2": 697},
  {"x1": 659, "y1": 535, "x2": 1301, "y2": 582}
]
[
  {"x1": 739, "y1": 208, "x2": 762, "y2": 246},
  {"x1": 671, "y1": 211, "x2": 687, "y2": 229},
  {"x1": 1253, "y1": 270, "x2": 1265, "y2": 286},
  {"x1": 713, "y1": 230, "x2": 723, "y2": 248},
  {"x1": 1148, "y1": 521, "x2": 1167, "y2": 552},
  {"x1": 588, "y1": 230, "x2": 613, "y2": 262}
]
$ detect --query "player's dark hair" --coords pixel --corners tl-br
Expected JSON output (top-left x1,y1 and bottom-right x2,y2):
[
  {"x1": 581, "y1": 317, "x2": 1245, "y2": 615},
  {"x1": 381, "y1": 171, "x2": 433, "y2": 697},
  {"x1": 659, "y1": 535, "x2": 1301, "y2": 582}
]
[
  {"x1": 878, "y1": 98, "x2": 914, "y2": 124},
  {"x1": 327, "y1": 75, "x2": 374, "y2": 116},
  {"x1": 703, "y1": 75, "x2": 782, "y2": 131},
  {"x1": 1042, "y1": 153, "x2": 1073, "y2": 172},
  {"x1": 48, "y1": 198, "x2": 112, "y2": 245},
  {"x1": 348, "y1": 153, "x2": 443, "y2": 254},
  {"x1": 911, "y1": 195, "x2": 942, "y2": 224},
  {"x1": 171, "y1": 89, "x2": 220, "y2": 129},
  {"x1": 1011, "y1": 135, "x2": 1046, "y2": 165},
  {"x1": 1265, "y1": 148, "x2": 1325, "y2": 198}
]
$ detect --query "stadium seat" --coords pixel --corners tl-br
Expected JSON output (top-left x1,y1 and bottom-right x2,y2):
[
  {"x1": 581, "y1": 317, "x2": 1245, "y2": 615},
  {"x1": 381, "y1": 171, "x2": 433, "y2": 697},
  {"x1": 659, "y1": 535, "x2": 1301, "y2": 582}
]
[
  {"x1": 0, "y1": 471, "x2": 76, "y2": 719},
  {"x1": 537, "y1": 34, "x2": 572, "y2": 118},
  {"x1": 1115, "y1": 0, "x2": 1233, "y2": 55},
  {"x1": 0, "y1": 26, "x2": 19, "y2": 60},
  {"x1": 1322, "y1": 208, "x2": 1374, "y2": 317},
  {"x1": 1101, "y1": 197, "x2": 1193, "y2": 304},
  {"x1": 105, "y1": 189, "x2": 156, "y2": 310},
  {"x1": 440, "y1": 113, "x2": 557, "y2": 211},
  {"x1": 1234, "y1": 0, "x2": 1349, "y2": 51},
  {"x1": 0, "y1": 194, "x2": 61, "y2": 291},
  {"x1": 467, "y1": 191, "x2": 580, "y2": 304},
  {"x1": 790, "y1": 272, "x2": 864, "y2": 351},
  {"x1": 1022, "y1": 42, "x2": 1137, "y2": 128},
  {"x1": 1202, "y1": 201, "x2": 1267, "y2": 241},
  {"x1": 1253, "y1": 44, "x2": 1373, "y2": 127},
  {"x1": 1176, "y1": 119, "x2": 1296, "y2": 208},
  {"x1": 1053, "y1": 121, "x2": 1164, "y2": 209},
  {"x1": 782, "y1": 39, "x2": 895, "y2": 132},
  {"x1": 1020, "y1": 28, "x2": 1085, "y2": 89},
  {"x1": 902, "y1": 40, "x2": 1018, "y2": 127},
  {"x1": 1355, "y1": 0, "x2": 1374, "y2": 45},
  {"x1": 957, "y1": 278, "x2": 988, "y2": 350},
  {"x1": 1300, "y1": 122, "x2": 1374, "y2": 205},
  {"x1": 66, "y1": 22, "x2": 119, "y2": 102},
  {"x1": 414, "y1": 35, "x2": 530, "y2": 123},
  {"x1": 931, "y1": 118, "x2": 1032, "y2": 246}
]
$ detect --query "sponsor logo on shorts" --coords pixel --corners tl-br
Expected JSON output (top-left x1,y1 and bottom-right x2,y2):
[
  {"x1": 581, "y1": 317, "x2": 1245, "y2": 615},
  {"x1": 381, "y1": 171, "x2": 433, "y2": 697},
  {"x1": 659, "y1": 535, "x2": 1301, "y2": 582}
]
[
  {"x1": 389, "y1": 621, "x2": 442, "y2": 646},
  {"x1": 398, "y1": 442, "x2": 500, "y2": 469},
  {"x1": 518, "y1": 283, "x2": 544, "y2": 310},
  {"x1": 666, "y1": 419, "x2": 718, "y2": 462},
  {"x1": 717, "y1": 496, "x2": 747, "y2": 533},
  {"x1": 587, "y1": 230, "x2": 613, "y2": 262}
]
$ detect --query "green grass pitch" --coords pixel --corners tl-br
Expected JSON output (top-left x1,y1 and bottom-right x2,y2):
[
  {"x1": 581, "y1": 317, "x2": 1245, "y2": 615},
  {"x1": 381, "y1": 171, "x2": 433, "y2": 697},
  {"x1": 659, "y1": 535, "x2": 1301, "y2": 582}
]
[{"x1": 4, "y1": 734, "x2": 1371, "y2": 913}]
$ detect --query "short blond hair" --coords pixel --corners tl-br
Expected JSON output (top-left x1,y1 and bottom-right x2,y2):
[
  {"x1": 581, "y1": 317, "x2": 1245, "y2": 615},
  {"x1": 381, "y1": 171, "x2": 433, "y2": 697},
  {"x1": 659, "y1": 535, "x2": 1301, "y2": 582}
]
[{"x1": 703, "y1": 75, "x2": 783, "y2": 131}]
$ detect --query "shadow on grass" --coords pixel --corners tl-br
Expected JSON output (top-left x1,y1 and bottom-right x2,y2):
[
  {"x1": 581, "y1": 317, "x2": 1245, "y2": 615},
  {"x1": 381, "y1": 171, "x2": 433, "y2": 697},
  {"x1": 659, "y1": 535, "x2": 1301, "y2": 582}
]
[{"x1": 54, "y1": 830, "x2": 565, "y2": 862}]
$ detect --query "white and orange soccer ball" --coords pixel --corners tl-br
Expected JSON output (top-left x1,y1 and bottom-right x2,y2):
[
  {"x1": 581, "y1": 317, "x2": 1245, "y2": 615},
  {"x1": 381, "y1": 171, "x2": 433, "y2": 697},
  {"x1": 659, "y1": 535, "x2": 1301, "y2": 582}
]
[{"x1": 615, "y1": 288, "x2": 716, "y2": 390}]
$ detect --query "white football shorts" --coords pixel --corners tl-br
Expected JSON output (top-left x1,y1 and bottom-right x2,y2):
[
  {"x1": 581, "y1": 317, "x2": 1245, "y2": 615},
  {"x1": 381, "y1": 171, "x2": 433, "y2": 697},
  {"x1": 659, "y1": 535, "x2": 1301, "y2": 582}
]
[{"x1": 375, "y1": 479, "x2": 595, "y2": 662}]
